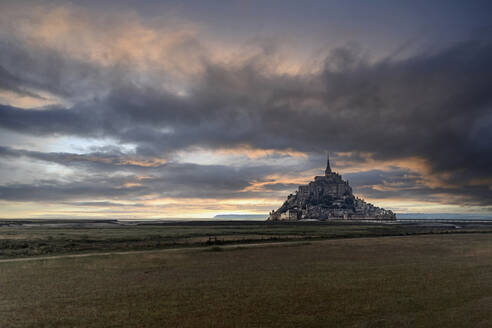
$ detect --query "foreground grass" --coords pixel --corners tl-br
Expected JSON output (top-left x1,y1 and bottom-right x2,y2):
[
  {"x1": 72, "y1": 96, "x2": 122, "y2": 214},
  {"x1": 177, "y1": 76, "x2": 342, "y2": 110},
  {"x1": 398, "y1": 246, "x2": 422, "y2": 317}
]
[{"x1": 1, "y1": 234, "x2": 491, "y2": 327}]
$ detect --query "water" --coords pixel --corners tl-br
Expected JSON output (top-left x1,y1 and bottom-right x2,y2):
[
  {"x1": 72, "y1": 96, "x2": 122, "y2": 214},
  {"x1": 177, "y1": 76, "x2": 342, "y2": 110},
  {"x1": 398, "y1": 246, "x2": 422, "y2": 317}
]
[{"x1": 397, "y1": 213, "x2": 492, "y2": 221}]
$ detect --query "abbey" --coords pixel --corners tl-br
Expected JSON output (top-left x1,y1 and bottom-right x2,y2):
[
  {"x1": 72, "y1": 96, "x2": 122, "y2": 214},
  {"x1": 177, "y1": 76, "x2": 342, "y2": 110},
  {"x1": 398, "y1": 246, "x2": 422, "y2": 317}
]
[{"x1": 267, "y1": 155, "x2": 396, "y2": 221}]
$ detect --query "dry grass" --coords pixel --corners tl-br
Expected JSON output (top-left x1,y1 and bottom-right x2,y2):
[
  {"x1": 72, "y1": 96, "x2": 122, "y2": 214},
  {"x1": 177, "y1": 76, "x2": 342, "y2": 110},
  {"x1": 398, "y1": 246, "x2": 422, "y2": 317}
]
[{"x1": 1, "y1": 234, "x2": 491, "y2": 327}]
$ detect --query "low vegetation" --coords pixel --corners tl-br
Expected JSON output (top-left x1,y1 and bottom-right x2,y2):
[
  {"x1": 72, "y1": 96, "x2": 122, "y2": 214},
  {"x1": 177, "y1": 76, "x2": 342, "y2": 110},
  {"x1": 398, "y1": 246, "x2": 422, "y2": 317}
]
[
  {"x1": 1, "y1": 234, "x2": 491, "y2": 327},
  {"x1": 1, "y1": 220, "x2": 491, "y2": 259}
]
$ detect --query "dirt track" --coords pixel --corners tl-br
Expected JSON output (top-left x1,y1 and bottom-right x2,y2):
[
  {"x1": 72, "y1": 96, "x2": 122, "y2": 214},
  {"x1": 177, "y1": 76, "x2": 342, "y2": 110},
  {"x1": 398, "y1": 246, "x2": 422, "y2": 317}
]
[{"x1": 0, "y1": 240, "x2": 311, "y2": 263}]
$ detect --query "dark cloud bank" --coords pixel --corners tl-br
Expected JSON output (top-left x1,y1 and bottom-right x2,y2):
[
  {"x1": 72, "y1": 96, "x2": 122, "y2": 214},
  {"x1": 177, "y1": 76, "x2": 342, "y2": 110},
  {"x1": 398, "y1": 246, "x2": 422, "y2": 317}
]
[{"x1": 0, "y1": 37, "x2": 491, "y2": 208}]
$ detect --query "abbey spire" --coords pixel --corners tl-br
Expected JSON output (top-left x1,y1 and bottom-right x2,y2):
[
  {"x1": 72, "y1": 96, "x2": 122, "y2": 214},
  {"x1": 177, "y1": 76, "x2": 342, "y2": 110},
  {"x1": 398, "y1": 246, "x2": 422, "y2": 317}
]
[{"x1": 325, "y1": 152, "x2": 332, "y2": 175}]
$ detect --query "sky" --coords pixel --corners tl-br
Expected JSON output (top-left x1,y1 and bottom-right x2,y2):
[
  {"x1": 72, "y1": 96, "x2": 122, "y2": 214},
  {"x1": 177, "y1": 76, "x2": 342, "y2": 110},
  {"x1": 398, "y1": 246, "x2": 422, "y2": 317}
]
[{"x1": 0, "y1": 0, "x2": 491, "y2": 219}]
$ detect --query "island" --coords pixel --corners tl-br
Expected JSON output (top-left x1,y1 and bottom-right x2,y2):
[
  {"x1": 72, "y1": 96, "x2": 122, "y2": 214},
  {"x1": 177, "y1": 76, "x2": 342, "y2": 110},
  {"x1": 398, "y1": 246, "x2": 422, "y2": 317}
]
[{"x1": 268, "y1": 154, "x2": 396, "y2": 221}]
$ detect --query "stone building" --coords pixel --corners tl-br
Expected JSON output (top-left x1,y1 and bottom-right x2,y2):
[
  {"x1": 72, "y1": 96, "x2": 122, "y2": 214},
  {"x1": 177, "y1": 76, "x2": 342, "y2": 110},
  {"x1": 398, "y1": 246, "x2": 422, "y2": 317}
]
[{"x1": 267, "y1": 154, "x2": 396, "y2": 221}]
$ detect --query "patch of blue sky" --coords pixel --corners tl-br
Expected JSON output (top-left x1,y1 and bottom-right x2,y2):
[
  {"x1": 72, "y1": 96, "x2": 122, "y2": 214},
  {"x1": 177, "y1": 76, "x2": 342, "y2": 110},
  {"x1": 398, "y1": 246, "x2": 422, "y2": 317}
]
[{"x1": 45, "y1": 136, "x2": 137, "y2": 155}]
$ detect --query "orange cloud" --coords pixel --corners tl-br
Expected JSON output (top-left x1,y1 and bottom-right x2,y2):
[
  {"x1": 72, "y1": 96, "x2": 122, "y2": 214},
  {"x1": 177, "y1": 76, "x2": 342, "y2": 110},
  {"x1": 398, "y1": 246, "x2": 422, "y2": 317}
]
[
  {"x1": 216, "y1": 145, "x2": 308, "y2": 159},
  {"x1": 61, "y1": 154, "x2": 166, "y2": 167},
  {"x1": 1, "y1": 2, "x2": 315, "y2": 103},
  {"x1": 334, "y1": 152, "x2": 461, "y2": 190}
]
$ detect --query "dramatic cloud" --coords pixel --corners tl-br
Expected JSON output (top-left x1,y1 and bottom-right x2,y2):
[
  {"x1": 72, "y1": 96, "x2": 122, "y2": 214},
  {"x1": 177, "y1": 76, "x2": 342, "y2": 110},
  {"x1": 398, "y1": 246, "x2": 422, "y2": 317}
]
[{"x1": 0, "y1": 1, "x2": 491, "y2": 217}]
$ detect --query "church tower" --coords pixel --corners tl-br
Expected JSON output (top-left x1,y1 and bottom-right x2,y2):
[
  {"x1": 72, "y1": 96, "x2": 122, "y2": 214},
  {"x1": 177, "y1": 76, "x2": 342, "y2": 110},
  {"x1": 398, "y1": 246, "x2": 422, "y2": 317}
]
[{"x1": 325, "y1": 152, "x2": 332, "y2": 175}]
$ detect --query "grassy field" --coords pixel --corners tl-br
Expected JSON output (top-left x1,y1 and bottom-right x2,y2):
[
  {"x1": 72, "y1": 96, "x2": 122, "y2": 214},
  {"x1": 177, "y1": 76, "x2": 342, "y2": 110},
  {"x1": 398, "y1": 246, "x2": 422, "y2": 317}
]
[
  {"x1": 1, "y1": 220, "x2": 491, "y2": 259},
  {"x1": 1, "y1": 233, "x2": 492, "y2": 327}
]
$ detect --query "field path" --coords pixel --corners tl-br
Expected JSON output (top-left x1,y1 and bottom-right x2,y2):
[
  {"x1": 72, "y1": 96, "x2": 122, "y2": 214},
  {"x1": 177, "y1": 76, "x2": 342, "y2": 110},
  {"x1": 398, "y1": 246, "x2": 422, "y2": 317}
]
[{"x1": 0, "y1": 240, "x2": 311, "y2": 263}]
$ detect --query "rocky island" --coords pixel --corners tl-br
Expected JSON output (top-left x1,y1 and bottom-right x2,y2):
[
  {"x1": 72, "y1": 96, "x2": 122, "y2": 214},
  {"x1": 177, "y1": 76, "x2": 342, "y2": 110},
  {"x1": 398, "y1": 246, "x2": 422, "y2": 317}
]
[{"x1": 267, "y1": 155, "x2": 396, "y2": 221}]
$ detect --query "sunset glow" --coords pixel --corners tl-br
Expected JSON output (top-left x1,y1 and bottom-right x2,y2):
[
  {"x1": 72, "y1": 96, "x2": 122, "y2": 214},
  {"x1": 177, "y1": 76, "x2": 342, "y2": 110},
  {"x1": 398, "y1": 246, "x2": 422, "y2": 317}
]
[{"x1": 0, "y1": 1, "x2": 491, "y2": 219}]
